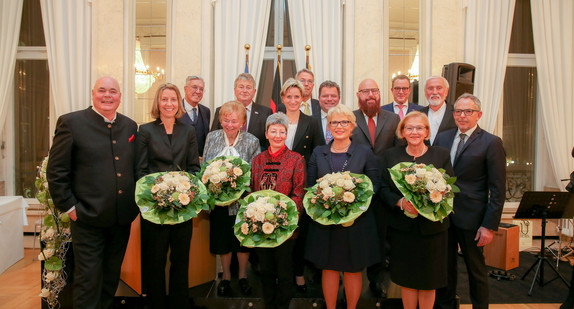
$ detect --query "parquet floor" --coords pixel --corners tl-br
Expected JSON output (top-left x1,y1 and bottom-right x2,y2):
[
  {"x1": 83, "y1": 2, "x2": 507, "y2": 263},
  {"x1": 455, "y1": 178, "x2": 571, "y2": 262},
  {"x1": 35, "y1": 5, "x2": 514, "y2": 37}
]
[{"x1": 0, "y1": 249, "x2": 564, "y2": 309}]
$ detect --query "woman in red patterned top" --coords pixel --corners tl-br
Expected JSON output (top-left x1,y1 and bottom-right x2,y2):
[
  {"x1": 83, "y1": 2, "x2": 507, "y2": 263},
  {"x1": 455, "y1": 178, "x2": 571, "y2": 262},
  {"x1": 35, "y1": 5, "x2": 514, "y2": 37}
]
[{"x1": 250, "y1": 112, "x2": 306, "y2": 309}]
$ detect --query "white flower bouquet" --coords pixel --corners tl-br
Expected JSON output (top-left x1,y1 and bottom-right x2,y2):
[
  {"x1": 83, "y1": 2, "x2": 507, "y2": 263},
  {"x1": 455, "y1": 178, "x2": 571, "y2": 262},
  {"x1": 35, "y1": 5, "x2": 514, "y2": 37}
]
[
  {"x1": 198, "y1": 156, "x2": 251, "y2": 207},
  {"x1": 303, "y1": 171, "x2": 374, "y2": 226},
  {"x1": 388, "y1": 162, "x2": 459, "y2": 222},
  {"x1": 36, "y1": 156, "x2": 72, "y2": 308},
  {"x1": 136, "y1": 171, "x2": 209, "y2": 224},
  {"x1": 234, "y1": 190, "x2": 299, "y2": 248}
]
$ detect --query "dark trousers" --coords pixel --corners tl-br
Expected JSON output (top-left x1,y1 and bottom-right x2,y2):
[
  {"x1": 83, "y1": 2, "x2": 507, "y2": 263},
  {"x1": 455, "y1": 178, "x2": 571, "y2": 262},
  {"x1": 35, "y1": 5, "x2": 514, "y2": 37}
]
[
  {"x1": 70, "y1": 220, "x2": 131, "y2": 309},
  {"x1": 142, "y1": 219, "x2": 193, "y2": 309},
  {"x1": 368, "y1": 198, "x2": 387, "y2": 284},
  {"x1": 255, "y1": 240, "x2": 295, "y2": 309},
  {"x1": 435, "y1": 225, "x2": 489, "y2": 309}
]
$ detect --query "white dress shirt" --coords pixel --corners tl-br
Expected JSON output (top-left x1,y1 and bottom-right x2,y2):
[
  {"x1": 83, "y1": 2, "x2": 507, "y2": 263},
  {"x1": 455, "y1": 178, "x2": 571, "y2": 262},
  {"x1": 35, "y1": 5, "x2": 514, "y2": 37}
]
[{"x1": 428, "y1": 103, "x2": 447, "y2": 144}]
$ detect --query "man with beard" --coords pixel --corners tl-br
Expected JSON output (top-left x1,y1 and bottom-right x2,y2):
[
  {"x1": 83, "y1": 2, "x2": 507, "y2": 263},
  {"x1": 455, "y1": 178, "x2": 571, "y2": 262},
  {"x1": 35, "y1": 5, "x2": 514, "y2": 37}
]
[
  {"x1": 351, "y1": 78, "x2": 400, "y2": 298},
  {"x1": 419, "y1": 76, "x2": 456, "y2": 144}
]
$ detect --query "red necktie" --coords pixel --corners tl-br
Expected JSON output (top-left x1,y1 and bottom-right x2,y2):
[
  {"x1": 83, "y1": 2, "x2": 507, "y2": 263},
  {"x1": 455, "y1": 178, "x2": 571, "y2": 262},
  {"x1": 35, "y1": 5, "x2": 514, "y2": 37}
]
[
  {"x1": 368, "y1": 117, "x2": 376, "y2": 147},
  {"x1": 398, "y1": 104, "x2": 405, "y2": 120}
]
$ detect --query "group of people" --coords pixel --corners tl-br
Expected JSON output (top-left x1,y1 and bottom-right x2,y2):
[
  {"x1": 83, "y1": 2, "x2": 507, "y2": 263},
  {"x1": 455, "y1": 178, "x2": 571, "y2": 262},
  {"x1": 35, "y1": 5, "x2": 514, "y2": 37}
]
[{"x1": 46, "y1": 69, "x2": 506, "y2": 309}]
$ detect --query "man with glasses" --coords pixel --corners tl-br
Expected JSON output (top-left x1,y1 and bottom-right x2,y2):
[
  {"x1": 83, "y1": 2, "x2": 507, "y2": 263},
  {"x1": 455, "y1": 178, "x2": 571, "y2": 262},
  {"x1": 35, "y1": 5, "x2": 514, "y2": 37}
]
[
  {"x1": 181, "y1": 75, "x2": 210, "y2": 156},
  {"x1": 382, "y1": 74, "x2": 422, "y2": 119},
  {"x1": 296, "y1": 68, "x2": 322, "y2": 118},
  {"x1": 434, "y1": 93, "x2": 506, "y2": 309},
  {"x1": 419, "y1": 76, "x2": 457, "y2": 144},
  {"x1": 211, "y1": 73, "x2": 272, "y2": 151},
  {"x1": 317, "y1": 80, "x2": 341, "y2": 143},
  {"x1": 351, "y1": 78, "x2": 400, "y2": 299}
]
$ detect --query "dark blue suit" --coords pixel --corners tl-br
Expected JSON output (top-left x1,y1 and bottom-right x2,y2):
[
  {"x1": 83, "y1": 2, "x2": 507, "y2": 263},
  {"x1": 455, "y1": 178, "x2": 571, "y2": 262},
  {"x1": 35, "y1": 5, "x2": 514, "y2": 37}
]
[
  {"x1": 180, "y1": 101, "x2": 210, "y2": 156},
  {"x1": 434, "y1": 126, "x2": 506, "y2": 309},
  {"x1": 381, "y1": 102, "x2": 422, "y2": 115}
]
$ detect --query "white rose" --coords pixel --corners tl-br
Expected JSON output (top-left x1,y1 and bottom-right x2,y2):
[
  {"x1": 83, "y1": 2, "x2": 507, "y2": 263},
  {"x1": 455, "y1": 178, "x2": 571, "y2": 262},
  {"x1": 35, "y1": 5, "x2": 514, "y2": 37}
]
[
  {"x1": 158, "y1": 183, "x2": 169, "y2": 191},
  {"x1": 151, "y1": 185, "x2": 160, "y2": 194},
  {"x1": 415, "y1": 168, "x2": 426, "y2": 178},
  {"x1": 41, "y1": 248, "x2": 55, "y2": 260},
  {"x1": 336, "y1": 178, "x2": 346, "y2": 187},
  {"x1": 322, "y1": 187, "x2": 334, "y2": 198},
  {"x1": 342, "y1": 180, "x2": 355, "y2": 190},
  {"x1": 264, "y1": 203, "x2": 276, "y2": 212},
  {"x1": 319, "y1": 180, "x2": 330, "y2": 189},
  {"x1": 425, "y1": 181, "x2": 437, "y2": 192},
  {"x1": 39, "y1": 288, "x2": 51, "y2": 298},
  {"x1": 210, "y1": 174, "x2": 221, "y2": 184},
  {"x1": 45, "y1": 271, "x2": 58, "y2": 282},
  {"x1": 254, "y1": 211, "x2": 266, "y2": 222},
  {"x1": 435, "y1": 180, "x2": 447, "y2": 192}
]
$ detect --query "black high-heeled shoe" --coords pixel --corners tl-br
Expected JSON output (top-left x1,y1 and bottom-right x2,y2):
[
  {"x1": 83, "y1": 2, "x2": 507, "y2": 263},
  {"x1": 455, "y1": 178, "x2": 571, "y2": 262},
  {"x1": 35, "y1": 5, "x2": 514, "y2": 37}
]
[
  {"x1": 217, "y1": 279, "x2": 231, "y2": 297},
  {"x1": 239, "y1": 278, "x2": 252, "y2": 295}
]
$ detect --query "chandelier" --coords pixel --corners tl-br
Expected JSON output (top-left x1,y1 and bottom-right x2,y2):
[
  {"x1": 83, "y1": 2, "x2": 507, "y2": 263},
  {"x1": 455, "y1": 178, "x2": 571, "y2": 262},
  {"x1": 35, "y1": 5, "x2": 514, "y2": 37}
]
[{"x1": 135, "y1": 38, "x2": 164, "y2": 94}]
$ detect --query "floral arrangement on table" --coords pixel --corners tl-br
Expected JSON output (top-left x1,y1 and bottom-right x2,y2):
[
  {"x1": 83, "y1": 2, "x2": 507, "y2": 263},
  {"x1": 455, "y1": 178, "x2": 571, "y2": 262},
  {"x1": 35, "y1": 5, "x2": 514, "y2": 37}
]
[
  {"x1": 234, "y1": 190, "x2": 299, "y2": 248},
  {"x1": 303, "y1": 171, "x2": 374, "y2": 227},
  {"x1": 388, "y1": 162, "x2": 459, "y2": 222},
  {"x1": 36, "y1": 156, "x2": 72, "y2": 309},
  {"x1": 135, "y1": 171, "x2": 209, "y2": 224},
  {"x1": 198, "y1": 156, "x2": 251, "y2": 207}
]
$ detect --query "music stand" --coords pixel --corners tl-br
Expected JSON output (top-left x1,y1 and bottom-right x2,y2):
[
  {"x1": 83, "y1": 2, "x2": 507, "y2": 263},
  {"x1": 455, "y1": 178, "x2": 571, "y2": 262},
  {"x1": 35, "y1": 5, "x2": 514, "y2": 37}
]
[{"x1": 515, "y1": 191, "x2": 574, "y2": 295}]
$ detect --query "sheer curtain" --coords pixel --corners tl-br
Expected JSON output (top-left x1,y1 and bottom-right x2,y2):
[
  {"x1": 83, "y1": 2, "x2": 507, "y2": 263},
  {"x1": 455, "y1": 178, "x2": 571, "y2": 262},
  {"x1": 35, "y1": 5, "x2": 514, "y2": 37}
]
[
  {"x1": 463, "y1": 0, "x2": 515, "y2": 132},
  {"x1": 212, "y1": 0, "x2": 272, "y2": 108},
  {"x1": 40, "y1": 0, "x2": 92, "y2": 117},
  {"x1": 531, "y1": 0, "x2": 574, "y2": 189},
  {"x1": 0, "y1": 0, "x2": 23, "y2": 136},
  {"x1": 287, "y1": 0, "x2": 343, "y2": 99}
]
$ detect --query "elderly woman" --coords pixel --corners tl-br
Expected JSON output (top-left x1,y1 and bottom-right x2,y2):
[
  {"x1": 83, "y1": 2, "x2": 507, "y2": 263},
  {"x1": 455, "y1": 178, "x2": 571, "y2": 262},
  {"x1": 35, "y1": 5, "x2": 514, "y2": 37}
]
[
  {"x1": 305, "y1": 104, "x2": 381, "y2": 309},
  {"x1": 135, "y1": 83, "x2": 200, "y2": 309},
  {"x1": 250, "y1": 112, "x2": 306, "y2": 309},
  {"x1": 203, "y1": 100, "x2": 260, "y2": 296},
  {"x1": 379, "y1": 111, "x2": 453, "y2": 309},
  {"x1": 279, "y1": 78, "x2": 324, "y2": 291}
]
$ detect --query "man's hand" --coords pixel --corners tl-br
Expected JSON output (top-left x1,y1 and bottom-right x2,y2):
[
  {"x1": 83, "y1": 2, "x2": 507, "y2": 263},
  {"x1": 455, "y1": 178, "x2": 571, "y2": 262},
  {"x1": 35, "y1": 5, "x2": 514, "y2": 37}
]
[
  {"x1": 68, "y1": 209, "x2": 78, "y2": 221},
  {"x1": 475, "y1": 226, "x2": 494, "y2": 247}
]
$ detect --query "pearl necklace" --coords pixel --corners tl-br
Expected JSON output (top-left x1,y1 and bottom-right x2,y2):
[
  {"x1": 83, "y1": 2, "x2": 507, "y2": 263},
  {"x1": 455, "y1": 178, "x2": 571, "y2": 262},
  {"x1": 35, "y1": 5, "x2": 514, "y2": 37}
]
[{"x1": 406, "y1": 145, "x2": 427, "y2": 159}]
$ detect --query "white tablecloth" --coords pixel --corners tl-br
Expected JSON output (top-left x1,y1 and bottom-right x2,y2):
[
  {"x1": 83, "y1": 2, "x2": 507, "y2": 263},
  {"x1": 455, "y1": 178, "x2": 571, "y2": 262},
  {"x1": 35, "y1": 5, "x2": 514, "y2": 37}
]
[{"x1": 0, "y1": 196, "x2": 29, "y2": 274}]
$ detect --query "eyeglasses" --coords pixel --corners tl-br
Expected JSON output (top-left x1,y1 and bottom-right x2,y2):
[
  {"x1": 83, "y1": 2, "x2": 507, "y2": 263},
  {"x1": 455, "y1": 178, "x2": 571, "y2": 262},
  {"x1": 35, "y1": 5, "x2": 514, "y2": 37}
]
[
  {"x1": 298, "y1": 79, "x2": 314, "y2": 85},
  {"x1": 358, "y1": 88, "x2": 380, "y2": 95},
  {"x1": 393, "y1": 87, "x2": 410, "y2": 92},
  {"x1": 329, "y1": 120, "x2": 352, "y2": 128},
  {"x1": 404, "y1": 126, "x2": 426, "y2": 133},
  {"x1": 268, "y1": 130, "x2": 287, "y2": 137},
  {"x1": 190, "y1": 86, "x2": 204, "y2": 92},
  {"x1": 236, "y1": 85, "x2": 254, "y2": 91},
  {"x1": 453, "y1": 109, "x2": 480, "y2": 116}
]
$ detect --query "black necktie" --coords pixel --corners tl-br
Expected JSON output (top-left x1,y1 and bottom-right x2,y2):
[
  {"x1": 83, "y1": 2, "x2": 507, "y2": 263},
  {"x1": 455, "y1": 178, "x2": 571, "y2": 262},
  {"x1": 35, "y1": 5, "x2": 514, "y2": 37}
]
[
  {"x1": 454, "y1": 133, "x2": 467, "y2": 162},
  {"x1": 191, "y1": 107, "x2": 197, "y2": 123}
]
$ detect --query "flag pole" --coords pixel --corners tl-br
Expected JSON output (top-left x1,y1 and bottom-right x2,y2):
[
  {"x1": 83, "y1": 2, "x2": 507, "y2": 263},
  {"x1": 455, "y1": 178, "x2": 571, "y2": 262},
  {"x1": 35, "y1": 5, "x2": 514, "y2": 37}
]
[
  {"x1": 276, "y1": 44, "x2": 282, "y2": 79},
  {"x1": 244, "y1": 44, "x2": 251, "y2": 73},
  {"x1": 305, "y1": 45, "x2": 311, "y2": 70}
]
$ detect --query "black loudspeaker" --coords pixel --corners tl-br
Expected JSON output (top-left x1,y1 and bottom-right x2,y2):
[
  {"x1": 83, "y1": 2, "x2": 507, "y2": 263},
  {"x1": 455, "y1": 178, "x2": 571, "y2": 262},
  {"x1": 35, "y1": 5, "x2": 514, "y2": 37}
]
[{"x1": 441, "y1": 62, "x2": 475, "y2": 105}]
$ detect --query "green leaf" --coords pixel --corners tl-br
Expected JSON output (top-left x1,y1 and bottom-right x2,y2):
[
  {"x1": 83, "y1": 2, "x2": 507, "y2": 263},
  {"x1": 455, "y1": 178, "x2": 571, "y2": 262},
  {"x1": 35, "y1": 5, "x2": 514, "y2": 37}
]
[{"x1": 45, "y1": 256, "x2": 63, "y2": 271}]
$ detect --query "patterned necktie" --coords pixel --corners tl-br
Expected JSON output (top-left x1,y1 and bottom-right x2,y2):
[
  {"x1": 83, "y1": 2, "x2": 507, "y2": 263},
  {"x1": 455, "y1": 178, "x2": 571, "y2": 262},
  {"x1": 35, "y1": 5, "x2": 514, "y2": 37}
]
[
  {"x1": 191, "y1": 107, "x2": 197, "y2": 123},
  {"x1": 368, "y1": 117, "x2": 376, "y2": 147},
  {"x1": 325, "y1": 125, "x2": 333, "y2": 143},
  {"x1": 302, "y1": 101, "x2": 311, "y2": 115},
  {"x1": 397, "y1": 104, "x2": 405, "y2": 120},
  {"x1": 454, "y1": 133, "x2": 467, "y2": 162}
]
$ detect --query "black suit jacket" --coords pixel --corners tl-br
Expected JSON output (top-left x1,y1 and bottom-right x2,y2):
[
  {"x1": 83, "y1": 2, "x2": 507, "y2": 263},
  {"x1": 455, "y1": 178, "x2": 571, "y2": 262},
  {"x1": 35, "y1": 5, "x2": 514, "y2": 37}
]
[
  {"x1": 351, "y1": 109, "x2": 400, "y2": 166},
  {"x1": 180, "y1": 101, "x2": 210, "y2": 156},
  {"x1": 310, "y1": 99, "x2": 322, "y2": 120},
  {"x1": 434, "y1": 126, "x2": 506, "y2": 231},
  {"x1": 420, "y1": 104, "x2": 457, "y2": 145},
  {"x1": 211, "y1": 103, "x2": 273, "y2": 151},
  {"x1": 47, "y1": 108, "x2": 139, "y2": 227},
  {"x1": 135, "y1": 119, "x2": 201, "y2": 179},
  {"x1": 291, "y1": 112, "x2": 325, "y2": 163}
]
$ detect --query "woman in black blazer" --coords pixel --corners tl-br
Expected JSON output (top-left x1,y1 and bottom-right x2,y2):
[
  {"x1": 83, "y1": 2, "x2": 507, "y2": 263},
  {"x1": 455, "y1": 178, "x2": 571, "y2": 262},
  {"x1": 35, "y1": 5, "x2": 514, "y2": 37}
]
[
  {"x1": 135, "y1": 83, "x2": 200, "y2": 309},
  {"x1": 280, "y1": 78, "x2": 324, "y2": 291},
  {"x1": 304, "y1": 104, "x2": 381, "y2": 309}
]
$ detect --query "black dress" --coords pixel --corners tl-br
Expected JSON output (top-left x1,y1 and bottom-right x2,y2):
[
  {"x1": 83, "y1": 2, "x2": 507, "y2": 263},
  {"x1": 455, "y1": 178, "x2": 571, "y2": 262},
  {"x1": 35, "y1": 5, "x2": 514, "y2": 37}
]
[
  {"x1": 304, "y1": 142, "x2": 381, "y2": 273},
  {"x1": 380, "y1": 145, "x2": 454, "y2": 290}
]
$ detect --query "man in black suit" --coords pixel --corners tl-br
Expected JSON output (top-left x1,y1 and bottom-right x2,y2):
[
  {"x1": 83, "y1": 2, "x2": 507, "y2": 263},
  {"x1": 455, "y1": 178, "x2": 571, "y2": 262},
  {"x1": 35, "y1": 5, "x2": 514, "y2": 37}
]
[
  {"x1": 180, "y1": 75, "x2": 210, "y2": 157},
  {"x1": 317, "y1": 80, "x2": 341, "y2": 143},
  {"x1": 47, "y1": 76, "x2": 139, "y2": 309},
  {"x1": 419, "y1": 76, "x2": 456, "y2": 144},
  {"x1": 296, "y1": 68, "x2": 321, "y2": 117},
  {"x1": 381, "y1": 74, "x2": 422, "y2": 119},
  {"x1": 351, "y1": 78, "x2": 399, "y2": 298},
  {"x1": 211, "y1": 73, "x2": 272, "y2": 151},
  {"x1": 434, "y1": 94, "x2": 506, "y2": 309}
]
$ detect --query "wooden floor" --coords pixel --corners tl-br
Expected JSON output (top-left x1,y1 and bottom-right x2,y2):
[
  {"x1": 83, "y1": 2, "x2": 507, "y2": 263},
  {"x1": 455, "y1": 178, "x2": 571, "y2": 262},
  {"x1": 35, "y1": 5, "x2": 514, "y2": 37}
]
[{"x1": 0, "y1": 249, "x2": 564, "y2": 309}]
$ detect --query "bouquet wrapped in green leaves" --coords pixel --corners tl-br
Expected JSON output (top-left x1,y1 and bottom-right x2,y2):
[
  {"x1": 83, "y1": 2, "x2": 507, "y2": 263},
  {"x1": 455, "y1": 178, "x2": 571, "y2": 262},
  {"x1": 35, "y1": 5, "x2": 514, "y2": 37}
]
[
  {"x1": 234, "y1": 190, "x2": 299, "y2": 248},
  {"x1": 303, "y1": 171, "x2": 374, "y2": 226},
  {"x1": 388, "y1": 162, "x2": 459, "y2": 222},
  {"x1": 135, "y1": 171, "x2": 209, "y2": 224},
  {"x1": 198, "y1": 156, "x2": 251, "y2": 207}
]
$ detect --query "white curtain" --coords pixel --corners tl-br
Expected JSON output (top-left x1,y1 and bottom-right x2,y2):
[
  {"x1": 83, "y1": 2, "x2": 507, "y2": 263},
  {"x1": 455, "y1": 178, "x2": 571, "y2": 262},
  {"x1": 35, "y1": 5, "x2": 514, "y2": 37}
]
[
  {"x1": 40, "y1": 0, "x2": 92, "y2": 117},
  {"x1": 463, "y1": 0, "x2": 515, "y2": 133},
  {"x1": 287, "y1": 0, "x2": 343, "y2": 99},
  {"x1": 531, "y1": 0, "x2": 574, "y2": 190},
  {"x1": 212, "y1": 0, "x2": 272, "y2": 108},
  {"x1": 0, "y1": 0, "x2": 24, "y2": 136}
]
